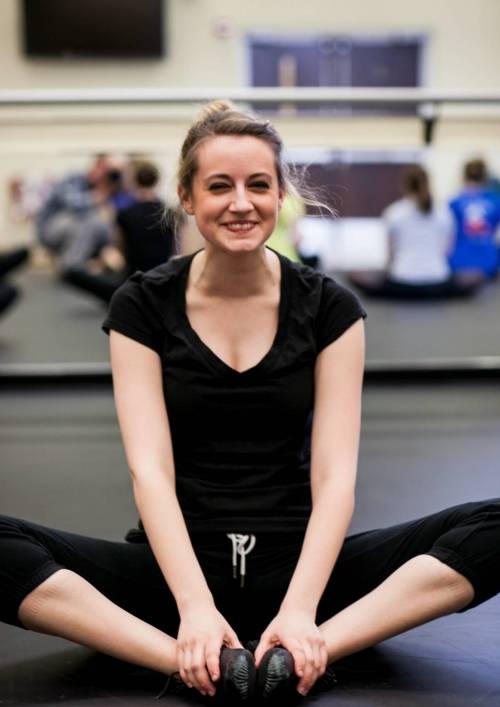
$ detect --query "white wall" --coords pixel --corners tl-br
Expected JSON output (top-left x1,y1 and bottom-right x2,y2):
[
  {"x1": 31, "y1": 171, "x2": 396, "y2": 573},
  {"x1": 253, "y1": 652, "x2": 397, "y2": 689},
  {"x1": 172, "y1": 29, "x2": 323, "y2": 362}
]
[{"x1": 2, "y1": 0, "x2": 500, "y2": 89}]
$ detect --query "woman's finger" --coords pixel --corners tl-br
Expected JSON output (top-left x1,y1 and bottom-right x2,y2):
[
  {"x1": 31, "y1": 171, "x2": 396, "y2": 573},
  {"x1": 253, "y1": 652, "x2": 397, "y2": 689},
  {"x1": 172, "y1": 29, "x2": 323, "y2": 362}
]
[
  {"x1": 254, "y1": 634, "x2": 273, "y2": 666},
  {"x1": 191, "y1": 643, "x2": 214, "y2": 696},
  {"x1": 224, "y1": 628, "x2": 242, "y2": 650},
  {"x1": 180, "y1": 646, "x2": 193, "y2": 688},
  {"x1": 290, "y1": 643, "x2": 306, "y2": 679},
  {"x1": 296, "y1": 642, "x2": 316, "y2": 695},
  {"x1": 206, "y1": 639, "x2": 222, "y2": 683}
]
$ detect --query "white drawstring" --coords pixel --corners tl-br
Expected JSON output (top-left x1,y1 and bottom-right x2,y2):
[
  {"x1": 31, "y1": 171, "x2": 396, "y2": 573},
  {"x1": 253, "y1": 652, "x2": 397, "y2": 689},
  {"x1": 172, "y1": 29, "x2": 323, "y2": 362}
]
[{"x1": 226, "y1": 533, "x2": 256, "y2": 587}]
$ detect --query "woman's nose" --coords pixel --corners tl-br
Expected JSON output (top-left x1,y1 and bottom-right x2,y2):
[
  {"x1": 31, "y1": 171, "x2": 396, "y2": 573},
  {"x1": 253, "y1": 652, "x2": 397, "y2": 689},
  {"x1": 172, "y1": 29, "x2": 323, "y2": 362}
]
[{"x1": 229, "y1": 187, "x2": 252, "y2": 212}]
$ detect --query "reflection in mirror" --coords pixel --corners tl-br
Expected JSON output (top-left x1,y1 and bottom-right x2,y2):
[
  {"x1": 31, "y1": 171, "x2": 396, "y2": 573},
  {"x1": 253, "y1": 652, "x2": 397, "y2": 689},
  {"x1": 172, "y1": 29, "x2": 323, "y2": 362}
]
[{"x1": 1, "y1": 117, "x2": 500, "y2": 368}]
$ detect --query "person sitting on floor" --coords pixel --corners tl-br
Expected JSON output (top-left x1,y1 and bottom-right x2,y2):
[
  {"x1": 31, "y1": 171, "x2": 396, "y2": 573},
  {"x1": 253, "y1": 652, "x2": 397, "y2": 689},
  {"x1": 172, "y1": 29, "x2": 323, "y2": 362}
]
[
  {"x1": 36, "y1": 156, "x2": 113, "y2": 272},
  {"x1": 62, "y1": 159, "x2": 176, "y2": 303},
  {"x1": 349, "y1": 165, "x2": 483, "y2": 300},
  {"x1": 448, "y1": 157, "x2": 500, "y2": 279},
  {"x1": 2, "y1": 102, "x2": 500, "y2": 706}
]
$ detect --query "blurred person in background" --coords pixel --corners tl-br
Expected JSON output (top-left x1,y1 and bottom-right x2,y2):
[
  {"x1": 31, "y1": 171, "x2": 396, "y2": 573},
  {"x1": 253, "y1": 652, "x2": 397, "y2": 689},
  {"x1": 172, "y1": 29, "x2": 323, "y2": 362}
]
[
  {"x1": 267, "y1": 192, "x2": 323, "y2": 269},
  {"x1": 35, "y1": 154, "x2": 135, "y2": 274},
  {"x1": 266, "y1": 193, "x2": 304, "y2": 263},
  {"x1": 102, "y1": 163, "x2": 137, "y2": 213},
  {"x1": 349, "y1": 165, "x2": 482, "y2": 299},
  {"x1": 448, "y1": 158, "x2": 500, "y2": 279},
  {"x1": 63, "y1": 159, "x2": 176, "y2": 303}
]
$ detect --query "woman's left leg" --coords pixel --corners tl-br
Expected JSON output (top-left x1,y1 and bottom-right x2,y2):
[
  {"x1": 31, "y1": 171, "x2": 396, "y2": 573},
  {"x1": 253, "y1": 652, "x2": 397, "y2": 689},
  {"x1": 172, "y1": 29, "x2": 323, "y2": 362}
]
[
  {"x1": 316, "y1": 499, "x2": 500, "y2": 662},
  {"x1": 319, "y1": 554, "x2": 473, "y2": 662}
]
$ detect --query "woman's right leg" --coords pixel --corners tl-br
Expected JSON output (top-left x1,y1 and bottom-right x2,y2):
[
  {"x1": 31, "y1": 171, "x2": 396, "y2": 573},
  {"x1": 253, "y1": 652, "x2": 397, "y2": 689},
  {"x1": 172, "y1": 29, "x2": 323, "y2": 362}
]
[
  {"x1": 19, "y1": 569, "x2": 178, "y2": 675},
  {"x1": 0, "y1": 515, "x2": 179, "y2": 675}
]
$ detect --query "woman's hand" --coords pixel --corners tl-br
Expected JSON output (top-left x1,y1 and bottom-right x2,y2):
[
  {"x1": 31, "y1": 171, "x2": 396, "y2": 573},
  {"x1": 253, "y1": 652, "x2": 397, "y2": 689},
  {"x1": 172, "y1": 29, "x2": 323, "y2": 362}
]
[
  {"x1": 177, "y1": 601, "x2": 242, "y2": 696},
  {"x1": 254, "y1": 609, "x2": 328, "y2": 696}
]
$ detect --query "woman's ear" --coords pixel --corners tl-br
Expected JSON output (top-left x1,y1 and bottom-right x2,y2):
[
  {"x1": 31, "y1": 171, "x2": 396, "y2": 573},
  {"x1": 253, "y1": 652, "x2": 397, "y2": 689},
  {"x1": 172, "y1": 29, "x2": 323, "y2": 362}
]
[
  {"x1": 278, "y1": 188, "x2": 286, "y2": 211},
  {"x1": 177, "y1": 185, "x2": 194, "y2": 216}
]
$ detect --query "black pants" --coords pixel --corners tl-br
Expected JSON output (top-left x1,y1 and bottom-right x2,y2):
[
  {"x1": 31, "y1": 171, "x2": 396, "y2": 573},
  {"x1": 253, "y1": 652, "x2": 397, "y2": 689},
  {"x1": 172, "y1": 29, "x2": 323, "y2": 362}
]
[
  {"x1": 62, "y1": 266, "x2": 127, "y2": 304},
  {"x1": 0, "y1": 247, "x2": 29, "y2": 279},
  {"x1": 0, "y1": 282, "x2": 18, "y2": 317},
  {"x1": 1, "y1": 499, "x2": 499, "y2": 644},
  {"x1": 0, "y1": 247, "x2": 30, "y2": 317}
]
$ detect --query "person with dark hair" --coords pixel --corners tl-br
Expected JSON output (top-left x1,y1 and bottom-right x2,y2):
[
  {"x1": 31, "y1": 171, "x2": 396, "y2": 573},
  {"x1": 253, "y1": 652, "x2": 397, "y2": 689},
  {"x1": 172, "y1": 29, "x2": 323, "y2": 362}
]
[
  {"x1": 1, "y1": 102, "x2": 500, "y2": 705},
  {"x1": 463, "y1": 158, "x2": 487, "y2": 184},
  {"x1": 448, "y1": 157, "x2": 500, "y2": 278},
  {"x1": 115, "y1": 160, "x2": 174, "y2": 275},
  {"x1": 349, "y1": 165, "x2": 482, "y2": 299},
  {"x1": 133, "y1": 160, "x2": 160, "y2": 190},
  {"x1": 63, "y1": 159, "x2": 175, "y2": 303},
  {"x1": 102, "y1": 166, "x2": 137, "y2": 212}
]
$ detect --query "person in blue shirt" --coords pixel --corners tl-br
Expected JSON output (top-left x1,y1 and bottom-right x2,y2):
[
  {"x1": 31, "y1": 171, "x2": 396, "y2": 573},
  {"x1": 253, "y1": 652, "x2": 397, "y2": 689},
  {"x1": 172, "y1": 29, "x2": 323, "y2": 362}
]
[{"x1": 448, "y1": 159, "x2": 500, "y2": 278}]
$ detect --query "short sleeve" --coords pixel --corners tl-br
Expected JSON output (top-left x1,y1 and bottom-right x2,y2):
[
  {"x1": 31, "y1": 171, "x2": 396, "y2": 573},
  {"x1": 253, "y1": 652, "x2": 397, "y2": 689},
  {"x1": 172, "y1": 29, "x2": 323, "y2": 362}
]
[
  {"x1": 316, "y1": 278, "x2": 367, "y2": 352},
  {"x1": 102, "y1": 272, "x2": 164, "y2": 354}
]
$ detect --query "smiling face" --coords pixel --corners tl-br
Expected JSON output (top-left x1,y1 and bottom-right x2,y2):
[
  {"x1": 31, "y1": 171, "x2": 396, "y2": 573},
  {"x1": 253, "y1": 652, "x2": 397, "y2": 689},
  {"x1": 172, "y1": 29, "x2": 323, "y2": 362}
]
[{"x1": 179, "y1": 135, "x2": 285, "y2": 254}]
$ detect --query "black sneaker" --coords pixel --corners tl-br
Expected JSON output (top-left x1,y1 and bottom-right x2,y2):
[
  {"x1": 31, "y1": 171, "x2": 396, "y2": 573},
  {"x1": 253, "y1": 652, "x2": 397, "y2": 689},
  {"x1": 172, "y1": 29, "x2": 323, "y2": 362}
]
[
  {"x1": 218, "y1": 646, "x2": 256, "y2": 702},
  {"x1": 257, "y1": 646, "x2": 298, "y2": 701},
  {"x1": 256, "y1": 645, "x2": 337, "y2": 702},
  {"x1": 156, "y1": 648, "x2": 256, "y2": 703}
]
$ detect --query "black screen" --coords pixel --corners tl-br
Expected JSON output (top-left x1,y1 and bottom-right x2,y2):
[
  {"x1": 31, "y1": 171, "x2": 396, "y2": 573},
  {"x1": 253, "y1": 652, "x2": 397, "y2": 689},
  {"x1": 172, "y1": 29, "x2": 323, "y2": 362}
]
[{"x1": 22, "y1": 0, "x2": 165, "y2": 58}]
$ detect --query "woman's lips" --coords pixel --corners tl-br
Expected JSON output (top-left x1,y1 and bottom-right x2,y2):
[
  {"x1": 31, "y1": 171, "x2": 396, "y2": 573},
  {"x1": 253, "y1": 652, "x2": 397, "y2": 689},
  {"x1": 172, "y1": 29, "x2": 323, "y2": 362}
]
[{"x1": 222, "y1": 221, "x2": 258, "y2": 233}]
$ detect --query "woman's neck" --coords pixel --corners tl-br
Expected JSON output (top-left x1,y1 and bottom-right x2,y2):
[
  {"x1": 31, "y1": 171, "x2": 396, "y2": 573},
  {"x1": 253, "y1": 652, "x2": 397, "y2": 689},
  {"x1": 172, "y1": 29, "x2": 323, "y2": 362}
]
[{"x1": 189, "y1": 247, "x2": 280, "y2": 298}]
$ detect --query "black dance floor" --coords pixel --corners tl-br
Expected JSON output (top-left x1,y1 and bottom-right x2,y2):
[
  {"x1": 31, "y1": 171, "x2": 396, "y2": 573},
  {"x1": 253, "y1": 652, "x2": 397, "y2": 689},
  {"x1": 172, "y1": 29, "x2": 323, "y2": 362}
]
[
  {"x1": 1, "y1": 267, "x2": 500, "y2": 365},
  {"x1": 1, "y1": 382, "x2": 499, "y2": 705}
]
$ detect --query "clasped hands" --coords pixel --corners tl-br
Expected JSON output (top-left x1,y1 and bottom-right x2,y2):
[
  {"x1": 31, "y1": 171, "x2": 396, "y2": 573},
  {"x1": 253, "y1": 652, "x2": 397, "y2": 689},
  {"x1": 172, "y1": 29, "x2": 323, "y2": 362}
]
[{"x1": 176, "y1": 602, "x2": 327, "y2": 697}]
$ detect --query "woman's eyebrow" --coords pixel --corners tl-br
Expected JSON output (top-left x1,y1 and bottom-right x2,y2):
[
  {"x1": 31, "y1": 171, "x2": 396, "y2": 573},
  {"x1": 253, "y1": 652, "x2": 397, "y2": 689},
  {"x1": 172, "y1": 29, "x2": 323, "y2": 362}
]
[
  {"x1": 204, "y1": 173, "x2": 231, "y2": 181},
  {"x1": 203, "y1": 171, "x2": 273, "y2": 182}
]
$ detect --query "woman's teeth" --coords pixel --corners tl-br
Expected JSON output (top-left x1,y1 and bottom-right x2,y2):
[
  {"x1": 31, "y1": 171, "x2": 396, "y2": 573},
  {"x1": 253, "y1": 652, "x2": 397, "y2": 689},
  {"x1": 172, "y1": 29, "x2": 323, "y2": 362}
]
[{"x1": 225, "y1": 222, "x2": 255, "y2": 231}]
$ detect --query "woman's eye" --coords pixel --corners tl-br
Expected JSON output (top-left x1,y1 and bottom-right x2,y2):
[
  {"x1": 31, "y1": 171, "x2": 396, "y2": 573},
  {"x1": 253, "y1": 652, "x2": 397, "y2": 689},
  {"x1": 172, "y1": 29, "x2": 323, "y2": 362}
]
[
  {"x1": 208, "y1": 183, "x2": 230, "y2": 192},
  {"x1": 251, "y1": 182, "x2": 270, "y2": 190}
]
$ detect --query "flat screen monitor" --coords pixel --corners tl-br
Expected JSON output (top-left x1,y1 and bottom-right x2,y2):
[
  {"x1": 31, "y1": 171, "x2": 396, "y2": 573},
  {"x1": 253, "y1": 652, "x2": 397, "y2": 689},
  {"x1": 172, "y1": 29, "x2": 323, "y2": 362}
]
[{"x1": 22, "y1": 0, "x2": 165, "y2": 58}]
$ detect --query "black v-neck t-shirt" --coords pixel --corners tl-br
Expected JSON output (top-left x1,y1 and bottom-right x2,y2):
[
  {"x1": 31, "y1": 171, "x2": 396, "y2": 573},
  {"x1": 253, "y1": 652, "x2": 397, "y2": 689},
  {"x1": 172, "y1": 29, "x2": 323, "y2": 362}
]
[{"x1": 102, "y1": 250, "x2": 366, "y2": 534}]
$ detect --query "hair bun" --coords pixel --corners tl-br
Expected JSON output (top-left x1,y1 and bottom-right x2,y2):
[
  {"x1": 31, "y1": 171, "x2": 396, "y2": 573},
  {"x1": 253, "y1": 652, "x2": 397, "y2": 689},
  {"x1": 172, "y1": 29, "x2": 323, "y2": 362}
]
[{"x1": 198, "y1": 99, "x2": 235, "y2": 122}]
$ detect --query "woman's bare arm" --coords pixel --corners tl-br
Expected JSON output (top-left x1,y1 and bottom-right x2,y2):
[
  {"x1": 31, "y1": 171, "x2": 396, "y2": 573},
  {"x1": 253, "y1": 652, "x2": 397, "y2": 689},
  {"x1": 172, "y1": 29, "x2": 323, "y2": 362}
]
[
  {"x1": 110, "y1": 331, "x2": 211, "y2": 605},
  {"x1": 255, "y1": 318, "x2": 365, "y2": 693},
  {"x1": 281, "y1": 318, "x2": 364, "y2": 610},
  {"x1": 110, "y1": 331, "x2": 240, "y2": 694}
]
